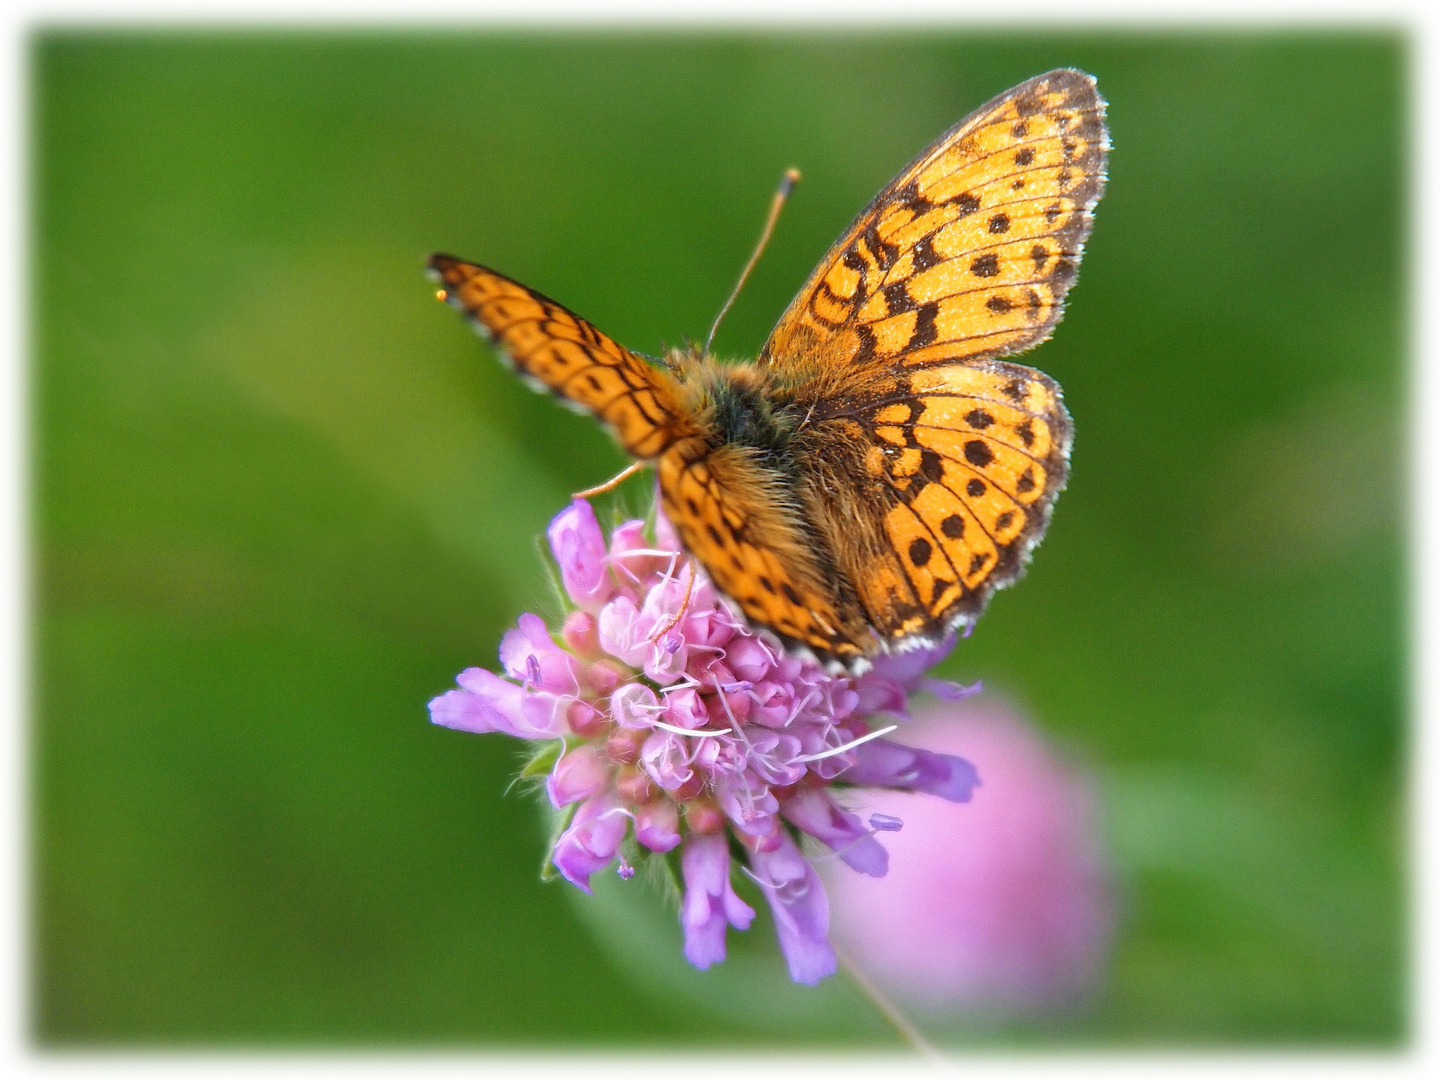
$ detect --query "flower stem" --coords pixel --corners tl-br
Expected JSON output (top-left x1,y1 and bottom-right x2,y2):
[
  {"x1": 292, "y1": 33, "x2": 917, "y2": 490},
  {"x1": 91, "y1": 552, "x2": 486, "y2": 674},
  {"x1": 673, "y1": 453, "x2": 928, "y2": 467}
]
[{"x1": 835, "y1": 944, "x2": 947, "y2": 1064}]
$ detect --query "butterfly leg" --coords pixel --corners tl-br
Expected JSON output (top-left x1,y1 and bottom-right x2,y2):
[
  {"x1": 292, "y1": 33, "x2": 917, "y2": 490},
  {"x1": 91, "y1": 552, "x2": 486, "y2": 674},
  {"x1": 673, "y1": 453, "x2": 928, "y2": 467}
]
[
  {"x1": 650, "y1": 561, "x2": 696, "y2": 643},
  {"x1": 573, "y1": 460, "x2": 647, "y2": 499}
]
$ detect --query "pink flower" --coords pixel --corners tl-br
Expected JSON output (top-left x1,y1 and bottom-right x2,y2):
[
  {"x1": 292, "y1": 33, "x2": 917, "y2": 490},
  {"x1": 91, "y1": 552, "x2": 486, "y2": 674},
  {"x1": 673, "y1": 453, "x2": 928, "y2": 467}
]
[
  {"x1": 428, "y1": 498, "x2": 983, "y2": 983},
  {"x1": 781, "y1": 788, "x2": 888, "y2": 877},
  {"x1": 551, "y1": 789, "x2": 630, "y2": 894},
  {"x1": 680, "y1": 833, "x2": 754, "y2": 969},
  {"x1": 749, "y1": 831, "x2": 837, "y2": 985},
  {"x1": 843, "y1": 737, "x2": 981, "y2": 802},
  {"x1": 634, "y1": 799, "x2": 681, "y2": 852},
  {"x1": 546, "y1": 743, "x2": 610, "y2": 807},
  {"x1": 547, "y1": 499, "x2": 611, "y2": 611},
  {"x1": 824, "y1": 701, "x2": 1114, "y2": 1013}
]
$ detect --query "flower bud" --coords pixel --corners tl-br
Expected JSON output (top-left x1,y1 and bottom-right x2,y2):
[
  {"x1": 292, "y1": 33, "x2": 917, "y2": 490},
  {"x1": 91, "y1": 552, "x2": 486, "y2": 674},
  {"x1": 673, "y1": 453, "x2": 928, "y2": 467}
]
[
  {"x1": 635, "y1": 799, "x2": 681, "y2": 852},
  {"x1": 561, "y1": 610, "x2": 601, "y2": 658},
  {"x1": 682, "y1": 797, "x2": 724, "y2": 834},
  {"x1": 616, "y1": 765, "x2": 655, "y2": 805},
  {"x1": 606, "y1": 726, "x2": 646, "y2": 765},
  {"x1": 584, "y1": 659, "x2": 623, "y2": 697},
  {"x1": 566, "y1": 700, "x2": 606, "y2": 738},
  {"x1": 671, "y1": 772, "x2": 704, "y2": 802}
]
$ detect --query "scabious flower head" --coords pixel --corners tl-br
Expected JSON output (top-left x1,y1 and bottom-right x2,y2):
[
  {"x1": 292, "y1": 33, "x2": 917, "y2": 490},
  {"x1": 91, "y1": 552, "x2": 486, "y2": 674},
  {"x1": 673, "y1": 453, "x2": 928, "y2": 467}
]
[{"x1": 430, "y1": 497, "x2": 981, "y2": 985}]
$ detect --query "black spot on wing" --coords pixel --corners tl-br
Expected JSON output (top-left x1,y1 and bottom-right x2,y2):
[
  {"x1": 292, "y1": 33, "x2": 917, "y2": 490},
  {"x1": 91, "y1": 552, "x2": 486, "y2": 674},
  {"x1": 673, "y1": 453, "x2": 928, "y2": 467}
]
[
  {"x1": 882, "y1": 279, "x2": 916, "y2": 315},
  {"x1": 910, "y1": 303, "x2": 939, "y2": 349},
  {"x1": 910, "y1": 235, "x2": 942, "y2": 271},
  {"x1": 963, "y1": 440, "x2": 994, "y2": 467}
]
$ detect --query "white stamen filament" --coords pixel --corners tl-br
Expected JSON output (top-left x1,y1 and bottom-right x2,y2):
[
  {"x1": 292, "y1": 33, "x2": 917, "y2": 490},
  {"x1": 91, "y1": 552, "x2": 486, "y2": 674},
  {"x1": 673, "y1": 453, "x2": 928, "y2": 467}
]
[
  {"x1": 741, "y1": 863, "x2": 809, "y2": 903},
  {"x1": 786, "y1": 687, "x2": 820, "y2": 725},
  {"x1": 739, "y1": 864, "x2": 770, "y2": 889},
  {"x1": 609, "y1": 547, "x2": 678, "y2": 560},
  {"x1": 650, "y1": 718, "x2": 730, "y2": 738},
  {"x1": 794, "y1": 723, "x2": 898, "y2": 763},
  {"x1": 716, "y1": 688, "x2": 753, "y2": 747}
]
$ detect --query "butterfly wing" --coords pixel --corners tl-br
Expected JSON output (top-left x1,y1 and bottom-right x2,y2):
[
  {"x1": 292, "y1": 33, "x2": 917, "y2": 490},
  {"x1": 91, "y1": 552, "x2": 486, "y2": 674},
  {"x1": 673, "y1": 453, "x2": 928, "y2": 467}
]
[
  {"x1": 766, "y1": 69, "x2": 1104, "y2": 650},
  {"x1": 760, "y1": 68, "x2": 1107, "y2": 377},
  {"x1": 430, "y1": 255, "x2": 691, "y2": 459},
  {"x1": 801, "y1": 361, "x2": 1072, "y2": 649}
]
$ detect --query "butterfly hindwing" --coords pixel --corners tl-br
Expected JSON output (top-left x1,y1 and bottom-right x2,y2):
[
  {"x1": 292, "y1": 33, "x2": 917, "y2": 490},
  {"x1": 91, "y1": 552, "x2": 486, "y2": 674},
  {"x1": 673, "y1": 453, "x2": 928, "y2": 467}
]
[
  {"x1": 760, "y1": 68, "x2": 1107, "y2": 376},
  {"x1": 430, "y1": 255, "x2": 690, "y2": 459},
  {"x1": 796, "y1": 359, "x2": 1070, "y2": 650},
  {"x1": 859, "y1": 360, "x2": 1072, "y2": 643}
]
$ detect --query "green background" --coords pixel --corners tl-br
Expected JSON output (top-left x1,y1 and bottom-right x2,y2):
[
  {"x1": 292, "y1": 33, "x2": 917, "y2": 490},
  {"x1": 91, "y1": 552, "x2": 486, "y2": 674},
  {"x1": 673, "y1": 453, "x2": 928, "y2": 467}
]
[{"x1": 32, "y1": 29, "x2": 1406, "y2": 1045}]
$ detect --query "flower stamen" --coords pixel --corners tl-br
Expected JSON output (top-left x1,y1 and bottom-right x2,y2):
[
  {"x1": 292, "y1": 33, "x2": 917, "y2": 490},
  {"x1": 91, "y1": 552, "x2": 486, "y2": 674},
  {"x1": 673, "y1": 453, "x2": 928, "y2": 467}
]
[
  {"x1": 794, "y1": 723, "x2": 898, "y2": 763},
  {"x1": 650, "y1": 718, "x2": 731, "y2": 738}
]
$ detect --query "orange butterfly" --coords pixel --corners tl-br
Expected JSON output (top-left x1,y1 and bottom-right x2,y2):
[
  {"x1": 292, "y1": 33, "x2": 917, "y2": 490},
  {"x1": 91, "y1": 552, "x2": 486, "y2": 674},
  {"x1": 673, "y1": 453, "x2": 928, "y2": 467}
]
[{"x1": 431, "y1": 69, "x2": 1108, "y2": 672}]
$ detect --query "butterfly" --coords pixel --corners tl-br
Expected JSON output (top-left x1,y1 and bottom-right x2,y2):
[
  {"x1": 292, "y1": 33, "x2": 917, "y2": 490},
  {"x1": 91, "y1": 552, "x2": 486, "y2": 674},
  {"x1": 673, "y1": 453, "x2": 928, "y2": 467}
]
[{"x1": 430, "y1": 69, "x2": 1108, "y2": 673}]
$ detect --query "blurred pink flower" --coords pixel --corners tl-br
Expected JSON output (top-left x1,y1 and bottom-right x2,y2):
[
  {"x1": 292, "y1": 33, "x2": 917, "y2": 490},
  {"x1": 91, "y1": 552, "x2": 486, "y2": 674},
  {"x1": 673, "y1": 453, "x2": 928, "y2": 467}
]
[{"x1": 824, "y1": 702, "x2": 1113, "y2": 1014}]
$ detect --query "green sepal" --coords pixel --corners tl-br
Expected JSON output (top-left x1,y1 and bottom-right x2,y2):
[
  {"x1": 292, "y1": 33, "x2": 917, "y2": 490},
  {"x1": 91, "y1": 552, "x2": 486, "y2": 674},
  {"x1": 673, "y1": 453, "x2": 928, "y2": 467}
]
[
  {"x1": 616, "y1": 835, "x2": 682, "y2": 914},
  {"x1": 505, "y1": 738, "x2": 569, "y2": 801},
  {"x1": 538, "y1": 800, "x2": 577, "y2": 883},
  {"x1": 638, "y1": 844, "x2": 684, "y2": 915},
  {"x1": 535, "y1": 532, "x2": 569, "y2": 619},
  {"x1": 518, "y1": 739, "x2": 565, "y2": 781}
]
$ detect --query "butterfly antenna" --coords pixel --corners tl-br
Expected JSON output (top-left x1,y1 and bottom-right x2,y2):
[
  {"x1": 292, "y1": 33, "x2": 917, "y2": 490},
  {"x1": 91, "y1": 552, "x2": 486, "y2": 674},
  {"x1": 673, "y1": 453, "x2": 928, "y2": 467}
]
[{"x1": 705, "y1": 167, "x2": 801, "y2": 354}]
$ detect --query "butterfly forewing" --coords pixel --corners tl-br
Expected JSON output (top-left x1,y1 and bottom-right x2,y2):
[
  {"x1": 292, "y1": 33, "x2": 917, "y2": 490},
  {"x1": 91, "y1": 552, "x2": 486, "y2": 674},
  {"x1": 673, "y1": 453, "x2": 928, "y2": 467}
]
[
  {"x1": 760, "y1": 69, "x2": 1106, "y2": 375},
  {"x1": 430, "y1": 255, "x2": 691, "y2": 459}
]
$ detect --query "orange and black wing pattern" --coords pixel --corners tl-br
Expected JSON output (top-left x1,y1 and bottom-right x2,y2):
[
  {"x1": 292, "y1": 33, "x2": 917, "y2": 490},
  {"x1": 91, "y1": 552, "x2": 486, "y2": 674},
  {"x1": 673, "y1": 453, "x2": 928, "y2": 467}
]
[
  {"x1": 768, "y1": 69, "x2": 1104, "y2": 650},
  {"x1": 832, "y1": 361, "x2": 1072, "y2": 648},
  {"x1": 429, "y1": 255, "x2": 690, "y2": 459},
  {"x1": 760, "y1": 68, "x2": 1107, "y2": 377}
]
